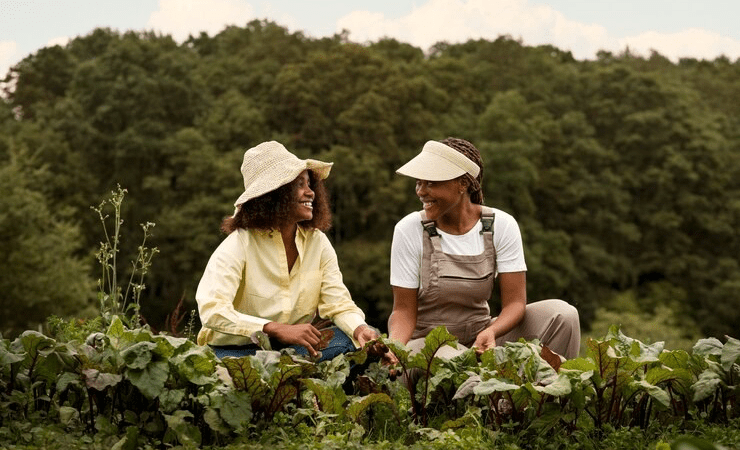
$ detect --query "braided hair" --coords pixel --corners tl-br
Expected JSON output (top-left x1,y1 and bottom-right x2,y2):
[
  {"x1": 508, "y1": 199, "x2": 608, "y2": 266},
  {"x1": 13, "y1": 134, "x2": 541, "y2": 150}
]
[{"x1": 440, "y1": 137, "x2": 484, "y2": 205}]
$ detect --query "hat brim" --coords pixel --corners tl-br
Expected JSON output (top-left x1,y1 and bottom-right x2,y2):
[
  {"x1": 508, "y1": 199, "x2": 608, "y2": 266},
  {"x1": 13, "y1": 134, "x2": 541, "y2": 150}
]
[
  {"x1": 234, "y1": 159, "x2": 332, "y2": 207},
  {"x1": 396, "y1": 152, "x2": 468, "y2": 181}
]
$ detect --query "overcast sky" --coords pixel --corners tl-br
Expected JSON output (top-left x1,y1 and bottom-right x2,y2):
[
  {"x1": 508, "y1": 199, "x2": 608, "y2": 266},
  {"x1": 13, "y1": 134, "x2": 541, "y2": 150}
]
[{"x1": 2, "y1": 0, "x2": 740, "y2": 83}]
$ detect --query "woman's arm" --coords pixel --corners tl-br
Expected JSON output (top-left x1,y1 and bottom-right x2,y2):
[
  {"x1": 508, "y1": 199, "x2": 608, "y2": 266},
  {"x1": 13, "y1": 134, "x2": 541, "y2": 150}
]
[
  {"x1": 196, "y1": 233, "x2": 273, "y2": 340},
  {"x1": 314, "y1": 233, "x2": 368, "y2": 345},
  {"x1": 473, "y1": 271, "x2": 526, "y2": 352},
  {"x1": 388, "y1": 286, "x2": 419, "y2": 345}
]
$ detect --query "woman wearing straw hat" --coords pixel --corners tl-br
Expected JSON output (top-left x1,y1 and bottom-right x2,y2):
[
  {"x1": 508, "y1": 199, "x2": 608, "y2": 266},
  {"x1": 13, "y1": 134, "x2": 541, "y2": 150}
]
[
  {"x1": 196, "y1": 141, "x2": 379, "y2": 361},
  {"x1": 388, "y1": 138, "x2": 581, "y2": 360}
]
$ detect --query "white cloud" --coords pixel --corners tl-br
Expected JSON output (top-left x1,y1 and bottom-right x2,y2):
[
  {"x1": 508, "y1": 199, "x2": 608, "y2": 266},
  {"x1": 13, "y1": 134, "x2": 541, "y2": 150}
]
[
  {"x1": 1, "y1": 40, "x2": 18, "y2": 83},
  {"x1": 146, "y1": 0, "x2": 255, "y2": 42},
  {"x1": 619, "y1": 28, "x2": 740, "y2": 61},
  {"x1": 336, "y1": 0, "x2": 610, "y2": 59},
  {"x1": 46, "y1": 36, "x2": 71, "y2": 48},
  {"x1": 336, "y1": 0, "x2": 740, "y2": 61}
]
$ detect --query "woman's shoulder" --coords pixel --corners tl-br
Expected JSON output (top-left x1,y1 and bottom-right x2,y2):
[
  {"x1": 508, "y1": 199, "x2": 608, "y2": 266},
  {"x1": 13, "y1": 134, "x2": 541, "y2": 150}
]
[
  {"x1": 395, "y1": 210, "x2": 424, "y2": 230},
  {"x1": 299, "y1": 226, "x2": 331, "y2": 245},
  {"x1": 482, "y1": 206, "x2": 518, "y2": 224},
  {"x1": 219, "y1": 227, "x2": 252, "y2": 248}
]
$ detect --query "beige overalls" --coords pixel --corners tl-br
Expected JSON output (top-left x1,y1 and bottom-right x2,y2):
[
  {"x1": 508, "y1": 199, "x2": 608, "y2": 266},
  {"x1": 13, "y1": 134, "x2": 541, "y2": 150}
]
[
  {"x1": 411, "y1": 207, "x2": 497, "y2": 347},
  {"x1": 407, "y1": 206, "x2": 581, "y2": 360}
]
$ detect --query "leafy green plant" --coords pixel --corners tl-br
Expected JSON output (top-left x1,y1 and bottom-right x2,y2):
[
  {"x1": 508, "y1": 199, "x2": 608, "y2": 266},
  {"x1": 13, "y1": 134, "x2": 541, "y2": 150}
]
[{"x1": 383, "y1": 326, "x2": 463, "y2": 426}]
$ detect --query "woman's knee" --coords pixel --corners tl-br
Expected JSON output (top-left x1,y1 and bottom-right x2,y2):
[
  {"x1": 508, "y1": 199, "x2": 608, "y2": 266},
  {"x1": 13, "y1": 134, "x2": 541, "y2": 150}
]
[{"x1": 544, "y1": 299, "x2": 580, "y2": 327}]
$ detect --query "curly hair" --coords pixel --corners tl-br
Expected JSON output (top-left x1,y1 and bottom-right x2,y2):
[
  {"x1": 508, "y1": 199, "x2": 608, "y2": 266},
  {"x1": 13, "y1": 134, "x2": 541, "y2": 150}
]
[
  {"x1": 440, "y1": 137, "x2": 484, "y2": 205},
  {"x1": 221, "y1": 170, "x2": 332, "y2": 234}
]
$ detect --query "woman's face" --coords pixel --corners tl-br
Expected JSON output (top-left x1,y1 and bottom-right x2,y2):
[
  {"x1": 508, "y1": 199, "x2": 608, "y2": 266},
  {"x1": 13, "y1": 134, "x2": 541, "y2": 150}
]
[
  {"x1": 415, "y1": 178, "x2": 465, "y2": 222},
  {"x1": 288, "y1": 170, "x2": 315, "y2": 223}
]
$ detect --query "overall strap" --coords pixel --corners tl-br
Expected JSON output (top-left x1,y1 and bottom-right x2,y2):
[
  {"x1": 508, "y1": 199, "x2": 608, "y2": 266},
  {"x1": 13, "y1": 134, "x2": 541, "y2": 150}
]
[
  {"x1": 419, "y1": 210, "x2": 443, "y2": 253},
  {"x1": 480, "y1": 206, "x2": 497, "y2": 276}
]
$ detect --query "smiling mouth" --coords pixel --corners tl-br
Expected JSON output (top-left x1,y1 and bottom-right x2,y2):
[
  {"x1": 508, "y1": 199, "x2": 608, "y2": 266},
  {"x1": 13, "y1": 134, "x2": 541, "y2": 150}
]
[
  {"x1": 300, "y1": 201, "x2": 313, "y2": 209},
  {"x1": 421, "y1": 200, "x2": 435, "y2": 209}
]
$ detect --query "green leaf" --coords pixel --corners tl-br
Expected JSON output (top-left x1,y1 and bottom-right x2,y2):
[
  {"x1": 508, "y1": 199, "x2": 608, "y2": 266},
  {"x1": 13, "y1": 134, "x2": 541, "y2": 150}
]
[
  {"x1": 120, "y1": 341, "x2": 156, "y2": 370},
  {"x1": 171, "y1": 346, "x2": 217, "y2": 386},
  {"x1": 56, "y1": 371, "x2": 82, "y2": 393},
  {"x1": 163, "y1": 410, "x2": 201, "y2": 446},
  {"x1": 720, "y1": 336, "x2": 740, "y2": 372},
  {"x1": 408, "y1": 326, "x2": 458, "y2": 371},
  {"x1": 203, "y1": 408, "x2": 230, "y2": 436},
  {"x1": 107, "y1": 316, "x2": 127, "y2": 341},
  {"x1": 534, "y1": 373, "x2": 572, "y2": 396},
  {"x1": 252, "y1": 350, "x2": 283, "y2": 379},
  {"x1": 691, "y1": 370, "x2": 722, "y2": 402},
  {"x1": 160, "y1": 335, "x2": 191, "y2": 353},
  {"x1": 381, "y1": 337, "x2": 410, "y2": 366},
  {"x1": 425, "y1": 367, "x2": 456, "y2": 406},
  {"x1": 58, "y1": 406, "x2": 80, "y2": 427},
  {"x1": 268, "y1": 354, "x2": 307, "y2": 387},
  {"x1": 560, "y1": 357, "x2": 598, "y2": 372},
  {"x1": 302, "y1": 378, "x2": 346, "y2": 414},
  {"x1": 0, "y1": 345, "x2": 26, "y2": 368},
  {"x1": 692, "y1": 338, "x2": 723, "y2": 359},
  {"x1": 607, "y1": 325, "x2": 664, "y2": 363},
  {"x1": 671, "y1": 436, "x2": 727, "y2": 450},
  {"x1": 522, "y1": 345, "x2": 559, "y2": 386},
  {"x1": 111, "y1": 426, "x2": 139, "y2": 450},
  {"x1": 646, "y1": 366, "x2": 694, "y2": 394},
  {"x1": 473, "y1": 378, "x2": 520, "y2": 396},
  {"x1": 527, "y1": 402, "x2": 563, "y2": 432},
  {"x1": 10, "y1": 330, "x2": 56, "y2": 359},
  {"x1": 83, "y1": 368, "x2": 123, "y2": 391},
  {"x1": 222, "y1": 356, "x2": 268, "y2": 397},
  {"x1": 150, "y1": 335, "x2": 176, "y2": 360},
  {"x1": 270, "y1": 384, "x2": 298, "y2": 416},
  {"x1": 201, "y1": 385, "x2": 253, "y2": 433},
  {"x1": 250, "y1": 330, "x2": 272, "y2": 350},
  {"x1": 585, "y1": 337, "x2": 620, "y2": 388},
  {"x1": 452, "y1": 373, "x2": 481, "y2": 400},
  {"x1": 346, "y1": 393, "x2": 394, "y2": 423},
  {"x1": 445, "y1": 347, "x2": 479, "y2": 371},
  {"x1": 630, "y1": 340, "x2": 664, "y2": 363},
  {"x1": 317, "y1": 353, "x2": 350, "y2": 386},
  {"x1": 440, "y1": 407, "x2": 481, "y2": 431},
  {"x1": 659, "y1": 349, "x2": 691, "y2": 370},
  {"x1": 159, "y1": 388, "x2": 185, "y2": 413},
  {"x1": 126, "y1": 360, "x2": 169, "y2": 399},
  {"x1": 217, "y1": 388, "x2": 253, "y2": 430},
  {"x1": 632, "y1": 379, "x2": 671, "y2": 409}
]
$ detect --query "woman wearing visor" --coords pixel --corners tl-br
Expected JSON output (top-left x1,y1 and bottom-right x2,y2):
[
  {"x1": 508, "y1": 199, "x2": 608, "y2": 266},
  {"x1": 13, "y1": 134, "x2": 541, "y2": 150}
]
[
  {"x1": 388, "y1": 137, "x2": 580, "y2": 359},
  {"x1": 195, "y1": 141, "x2": 379, "y2": 361}
]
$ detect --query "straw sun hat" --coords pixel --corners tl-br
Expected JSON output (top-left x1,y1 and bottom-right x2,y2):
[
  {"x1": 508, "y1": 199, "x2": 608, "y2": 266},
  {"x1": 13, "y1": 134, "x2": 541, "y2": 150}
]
[
  {"x1": 234, "y1": 141, "x2": 333, "y2": 209},
  {"x1": 396, "y1": 140, "x2": 480, "y2": 181}
]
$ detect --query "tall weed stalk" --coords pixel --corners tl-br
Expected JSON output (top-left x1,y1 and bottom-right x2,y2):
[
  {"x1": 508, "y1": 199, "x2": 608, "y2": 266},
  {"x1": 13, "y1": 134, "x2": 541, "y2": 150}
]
[{"x1": 91, "y1": 185, "x2": 158, "y2": 328}]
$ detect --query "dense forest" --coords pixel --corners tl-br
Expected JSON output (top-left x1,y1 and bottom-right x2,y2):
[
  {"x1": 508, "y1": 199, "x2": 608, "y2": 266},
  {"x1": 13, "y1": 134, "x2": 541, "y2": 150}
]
[{"x1": 1, "y1": 20, "x2": 739, "y2": 342}]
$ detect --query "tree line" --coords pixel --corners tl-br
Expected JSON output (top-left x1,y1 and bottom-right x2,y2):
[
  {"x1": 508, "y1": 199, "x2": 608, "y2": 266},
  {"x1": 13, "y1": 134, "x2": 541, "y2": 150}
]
[{"x1": 1, "y1": 20, "x2": 739, "y2": 340}]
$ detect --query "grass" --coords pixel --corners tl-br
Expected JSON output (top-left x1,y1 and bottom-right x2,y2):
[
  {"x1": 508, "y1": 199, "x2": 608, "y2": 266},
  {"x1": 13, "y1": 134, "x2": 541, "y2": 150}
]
[{"x1": 5, "y1": 419, "x2": 738, "y2": 449}]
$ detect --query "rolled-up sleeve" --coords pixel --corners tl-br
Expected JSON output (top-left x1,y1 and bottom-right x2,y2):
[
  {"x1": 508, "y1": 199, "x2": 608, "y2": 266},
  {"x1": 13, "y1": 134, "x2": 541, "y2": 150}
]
[
  {"x1": 315, "y1": 234, "x2": 366, "y2": 346},
  {"x1": 195, "y1": 232, "x2": 269, "y2": 345}
]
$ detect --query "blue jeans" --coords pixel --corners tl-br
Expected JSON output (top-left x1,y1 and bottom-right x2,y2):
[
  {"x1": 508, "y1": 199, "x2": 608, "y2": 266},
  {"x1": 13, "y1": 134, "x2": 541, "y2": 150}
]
[{"x1": 210, "y1": 326, "x2": 355, "y2": 362}]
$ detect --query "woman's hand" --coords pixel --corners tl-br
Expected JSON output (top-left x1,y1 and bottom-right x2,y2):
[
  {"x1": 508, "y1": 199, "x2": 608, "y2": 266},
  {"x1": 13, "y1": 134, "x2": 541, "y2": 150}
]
[
  {"x1": 263, "y1": 322, "x2": 322, "y2": 357},
  {"x1": 353, "y1": 324, "x2": 399, "y2": 365},
  {"x1": 472, "y1": 327, "x2": 496, "y2": 354},
  {"x1": 353, "y1": 324, "x2": 379, "y2": 347}
]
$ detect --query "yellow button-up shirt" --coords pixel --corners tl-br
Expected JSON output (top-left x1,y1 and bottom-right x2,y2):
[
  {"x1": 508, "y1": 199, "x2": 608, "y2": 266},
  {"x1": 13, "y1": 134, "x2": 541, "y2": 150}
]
[{"x1": 196, "y1": 226, "x2": 366, "y2": 347}]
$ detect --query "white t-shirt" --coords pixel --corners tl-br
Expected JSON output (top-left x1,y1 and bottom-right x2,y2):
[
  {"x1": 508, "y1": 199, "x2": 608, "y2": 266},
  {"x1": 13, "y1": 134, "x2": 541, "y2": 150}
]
[{"x1": 390, "y1": 208, "x2": 527, "y2": 289}]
